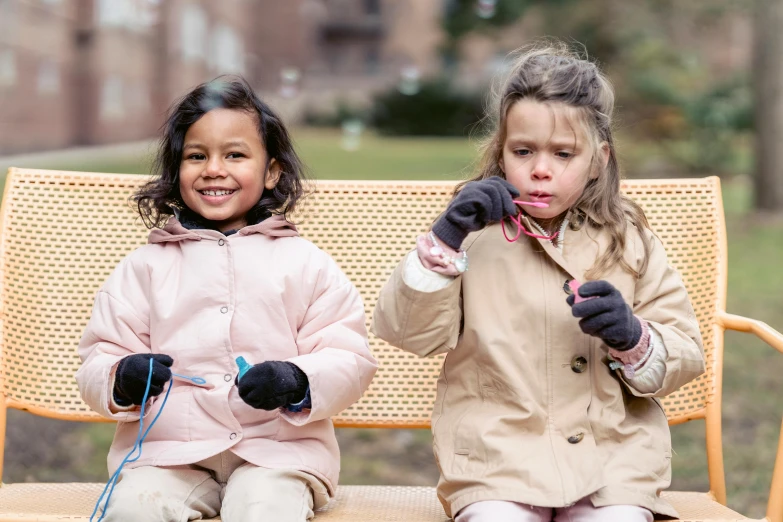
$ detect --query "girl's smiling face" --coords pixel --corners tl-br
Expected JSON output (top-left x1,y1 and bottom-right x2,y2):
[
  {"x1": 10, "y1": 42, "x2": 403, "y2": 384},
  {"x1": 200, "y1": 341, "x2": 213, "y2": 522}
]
[
  {"x1": 499, "y1": 99, "x2": 608, "y2": 221},
  {"x1": 179, "y1": 108, "x2": 280, "y2": 232}
]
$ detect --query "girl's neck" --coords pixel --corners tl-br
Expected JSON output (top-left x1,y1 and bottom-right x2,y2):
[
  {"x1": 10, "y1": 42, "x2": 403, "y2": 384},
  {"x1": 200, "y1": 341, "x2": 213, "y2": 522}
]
[{"x1": 530, "y1": 212, "x2": 567, "y2": 235}]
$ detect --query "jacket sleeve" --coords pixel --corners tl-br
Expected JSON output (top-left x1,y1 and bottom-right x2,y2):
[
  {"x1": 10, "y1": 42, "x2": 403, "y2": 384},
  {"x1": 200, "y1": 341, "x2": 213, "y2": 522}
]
[
  {"x1": 283, "y1": 252, "x2": 378, "y2": 426},
  {"x1": 623, "y1": 230, "x2": 706, "y2": 397},
  {"x1": 75, "y1": 256, "x2": 155, "y2": 421},
  {"x1": 371, "y1": 251, "x2": 463, "y2": 358}
]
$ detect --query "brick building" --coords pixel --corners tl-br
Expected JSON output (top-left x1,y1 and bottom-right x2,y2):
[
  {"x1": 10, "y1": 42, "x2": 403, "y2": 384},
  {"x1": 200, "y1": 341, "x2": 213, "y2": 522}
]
[
  {"x1": 0, "y1": 0, "x2": 752, "y2": 155},
  {"x1": 0, "y1": 0, "x2": 446, "y2": 155}
]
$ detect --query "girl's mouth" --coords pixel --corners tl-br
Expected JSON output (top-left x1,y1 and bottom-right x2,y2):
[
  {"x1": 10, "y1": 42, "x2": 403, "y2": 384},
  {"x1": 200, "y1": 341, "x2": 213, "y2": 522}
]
[
  {"x1": 199, "y1": 189, "x2": 236, "y2": 196},
  {"x1": 529, "y1": 192, "x2": 553, "y2": 203},
  {"x1": 197, "y1": 188, "x2": 236, "y2": 203}
]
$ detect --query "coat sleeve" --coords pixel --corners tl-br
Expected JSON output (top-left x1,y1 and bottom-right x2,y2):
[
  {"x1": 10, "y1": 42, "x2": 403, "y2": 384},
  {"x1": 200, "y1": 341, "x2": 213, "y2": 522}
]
[
  {"x1": 623, "y1": 230, "x2": 706, "y2": 397},
  {"x1": 282, "y1": 252, "x2": 378, "y2": 426},
  {"x1": 75, "y1": 255, "x2": 155, "y2": 421},
  {"x1": 371, "y1": 252, "x2": 463, "y2": 358}
]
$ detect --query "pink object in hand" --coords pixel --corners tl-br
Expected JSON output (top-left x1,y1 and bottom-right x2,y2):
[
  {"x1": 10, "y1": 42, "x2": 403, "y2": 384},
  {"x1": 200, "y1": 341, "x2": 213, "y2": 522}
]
[
  {"x1": 515, "y1": 200, "x2": 549, "y2": 208},
  {"x1": 568, "y1": 279, "x2": 595, "y2": 304},
  {"x1": 502, "y1": 200, "x2": 559, "y2": 243}
]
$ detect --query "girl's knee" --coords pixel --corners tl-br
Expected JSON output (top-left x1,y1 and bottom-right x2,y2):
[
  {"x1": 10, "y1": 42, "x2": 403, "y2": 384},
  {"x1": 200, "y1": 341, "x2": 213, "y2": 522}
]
[
  {"x1": 222, "y1": 466, "x2": 315, "y2": 522},
  {"x1": 101, "y1": 468, "x2": 219, "y2": 522}
]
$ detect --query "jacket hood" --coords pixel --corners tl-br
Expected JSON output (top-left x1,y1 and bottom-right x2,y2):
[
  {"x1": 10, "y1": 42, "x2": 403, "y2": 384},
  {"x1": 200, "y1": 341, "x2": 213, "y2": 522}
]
[{"x1": 148, "y1": 214, "x2": 299, "y2": 244}]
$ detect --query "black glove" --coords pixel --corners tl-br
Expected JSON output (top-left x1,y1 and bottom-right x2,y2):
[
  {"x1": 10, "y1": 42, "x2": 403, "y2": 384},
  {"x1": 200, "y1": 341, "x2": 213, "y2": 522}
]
[
  {"x1": 567, "y1": 280, "x2": 642, "y2": 351},
  {"x1": 113, "y1": 353, "x2": 173, "y2": 406},
  {"x1": 431, "y1": 177, "x2": 520, "y2": 250},
  {"x1": 237, "y1": 361, "x2": 309, "y2": 410}
]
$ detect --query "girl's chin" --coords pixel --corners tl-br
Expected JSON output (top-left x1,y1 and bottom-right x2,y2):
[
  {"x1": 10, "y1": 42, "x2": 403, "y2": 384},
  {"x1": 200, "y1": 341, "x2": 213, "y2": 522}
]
[{"x1": 525, "y1": 209, "x2": 561, "y2": 220}]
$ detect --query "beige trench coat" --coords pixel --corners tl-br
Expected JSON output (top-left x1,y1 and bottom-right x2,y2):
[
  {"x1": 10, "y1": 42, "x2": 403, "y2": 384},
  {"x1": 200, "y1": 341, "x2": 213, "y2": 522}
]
[{"x1": 372, "y1": 214, "x2": 705, "y2": 518}]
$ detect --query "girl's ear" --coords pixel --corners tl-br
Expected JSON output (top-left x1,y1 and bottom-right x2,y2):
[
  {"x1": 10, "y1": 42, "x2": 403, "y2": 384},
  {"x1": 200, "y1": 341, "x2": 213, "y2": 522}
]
[
  {"x1": 590, "y1": 142, "x2": 610, "y2": 180},
  {"x1": 498, "y1": 157, "x2": 506, "y2": 173},
  {"x1": 265, "y1": 159, "x2": 282, "y2": 190},
  {"x1": 600, "y1": 142, "x2": 610, "y2": 168}
]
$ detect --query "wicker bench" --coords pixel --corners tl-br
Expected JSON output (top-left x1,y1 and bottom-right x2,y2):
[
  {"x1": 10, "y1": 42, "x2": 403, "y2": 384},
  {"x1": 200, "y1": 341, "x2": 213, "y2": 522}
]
[{"x1": 0, "y1": 168, "x2": 781, "y2": 522}]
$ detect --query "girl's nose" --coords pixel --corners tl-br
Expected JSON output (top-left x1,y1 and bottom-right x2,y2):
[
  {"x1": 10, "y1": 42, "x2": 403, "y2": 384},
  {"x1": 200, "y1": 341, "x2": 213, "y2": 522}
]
[
  {"x1": 205, "y1": 157, "x2": 227, "y2": 177},
  {"x1": 531, "y1": 157, "x2": 552, "y2": 180}
]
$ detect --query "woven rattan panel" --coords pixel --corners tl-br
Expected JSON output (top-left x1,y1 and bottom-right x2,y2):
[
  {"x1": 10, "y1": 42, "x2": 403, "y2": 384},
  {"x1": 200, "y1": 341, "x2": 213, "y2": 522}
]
[
  {"x1": 0, "y1": 170, "x2": 722, "y2": 426},
  {"x1": 0, "y1": 484, "x2": 748, "y2": 521},
  {"x1": 0, "y1": 170, "x2": 149, "y2": 421},
  {"x1": 619, "y1": 179, "x2": 722, "y2": 422}
]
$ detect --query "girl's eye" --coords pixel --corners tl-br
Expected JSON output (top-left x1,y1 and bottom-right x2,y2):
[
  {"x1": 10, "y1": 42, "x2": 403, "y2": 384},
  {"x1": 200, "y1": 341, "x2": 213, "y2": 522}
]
[
  {"x1": 556, "y1": 151, "x2": 573, "y2": 159},
  {"x1": 227, "y1": 152, "x2": 245, "y2": 159},
  {"x1": 188, "y1": 153, "x2": 205, "y2": 161},
  {"x1": 514, "y1": 149, "x2": 531, "y2": 156}
]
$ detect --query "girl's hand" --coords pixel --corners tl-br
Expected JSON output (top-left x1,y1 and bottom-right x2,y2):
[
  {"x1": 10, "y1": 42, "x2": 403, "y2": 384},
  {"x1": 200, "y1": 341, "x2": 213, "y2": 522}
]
[
  {"x1": 432, "y1": 177, "x2": 520, "y2": 250},
  {"x1": 237, "y1": 361, "x2": 309, "y2": 410},
  {"x1": 113, "y1": 353, "x2": 173, "y2": 406},
  {"x1": 567, "y1": 280, "x2": 642, "y2": 351}
]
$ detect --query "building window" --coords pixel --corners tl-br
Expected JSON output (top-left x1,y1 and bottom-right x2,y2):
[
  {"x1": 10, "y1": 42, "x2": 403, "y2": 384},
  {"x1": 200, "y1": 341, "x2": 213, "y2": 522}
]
[
  {"x1": 208, "y1": 25, "x2": 244, "y2": 74},
  {"x1": 364, "y1": 0, "x2": 381, "y2": 15},
  {"x1": 0, "y1": 49, "x2": 16, "y2": 87},
  {"x1": 100, "y1": 75, "x2": 125, "y2": 120},
  {"x1": 181, "y1": 4, "x2": 207, "y2": 62},
  {"x1": 97, "y1": 0, "x2": 154, "y2": 30},
  {"x1": 37, "y1": 60, "x2": 60, "y2": 94},
  {"x1": 365, "y1": 47, "x2": 380, "y2": 75}
]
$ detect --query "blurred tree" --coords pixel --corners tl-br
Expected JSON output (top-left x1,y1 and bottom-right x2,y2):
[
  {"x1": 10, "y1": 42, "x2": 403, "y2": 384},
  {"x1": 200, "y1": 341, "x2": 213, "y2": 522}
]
[
  {"x1": 441, "y1": 0, "x2": 755, "y2": 178},
  {"x1": 753, "y1": 0, "x2": 783, "y2": 212},
  {"x1": 372, "y1": 79, "x2": 483, "y2": 136}
]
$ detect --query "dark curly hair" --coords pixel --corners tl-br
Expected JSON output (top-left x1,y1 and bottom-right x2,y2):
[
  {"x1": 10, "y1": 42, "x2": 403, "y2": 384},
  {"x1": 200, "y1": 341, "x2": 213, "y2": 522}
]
[{"x1": 133, "y1": 76, "x2": 308, "y2": 229}]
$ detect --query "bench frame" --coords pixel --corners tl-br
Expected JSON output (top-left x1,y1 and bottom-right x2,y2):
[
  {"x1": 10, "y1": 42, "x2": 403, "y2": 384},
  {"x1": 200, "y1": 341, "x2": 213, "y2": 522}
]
[{"x1": 0, "y1": 168, "x2": 782, "y2": 521}]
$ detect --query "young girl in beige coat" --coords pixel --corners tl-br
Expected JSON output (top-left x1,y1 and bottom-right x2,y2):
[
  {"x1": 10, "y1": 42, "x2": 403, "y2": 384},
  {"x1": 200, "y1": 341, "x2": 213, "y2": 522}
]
[{"x1": 372, "y1": 43, "x2": 705, "y2": 522}]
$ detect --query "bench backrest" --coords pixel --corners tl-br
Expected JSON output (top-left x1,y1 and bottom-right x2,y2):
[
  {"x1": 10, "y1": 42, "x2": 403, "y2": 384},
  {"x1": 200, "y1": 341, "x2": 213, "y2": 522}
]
[{"x1": 0, "y1": 169, "x2": 726, "y2": 429}]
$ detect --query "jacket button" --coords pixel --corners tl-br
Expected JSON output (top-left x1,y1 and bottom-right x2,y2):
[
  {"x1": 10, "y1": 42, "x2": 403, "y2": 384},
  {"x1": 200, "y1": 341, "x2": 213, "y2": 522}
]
[
  {"x1": 564, "y1": 279, "x2": 573, "y2": 295},
  {"x1": 218, "y1": 239, "x2": 225, "y2": 246},
  {"x1": 220, "y1": 306, "x2": 228, "y2": 314},
  {"x1": 229, "y1": 432, "x2": 237, "y2": 440},
  {"x1": 224, "y1": 374, "x2": 232, "y2": 382},
  {"x1": 568, "y1": 433, "x2": 584, "y2": 444},
  {"x1": 571, "y1": 356, "x2": 587, "y2": 373}
]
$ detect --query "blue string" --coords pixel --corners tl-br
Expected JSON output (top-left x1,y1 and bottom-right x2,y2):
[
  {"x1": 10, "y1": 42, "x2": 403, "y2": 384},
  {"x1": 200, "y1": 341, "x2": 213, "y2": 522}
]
[
  {"x1": 90, "y1": 359, "x2": 173, "y2": 522},
  {"x1": 171, "y1": 372, "x2": 207, "y2": 385}
]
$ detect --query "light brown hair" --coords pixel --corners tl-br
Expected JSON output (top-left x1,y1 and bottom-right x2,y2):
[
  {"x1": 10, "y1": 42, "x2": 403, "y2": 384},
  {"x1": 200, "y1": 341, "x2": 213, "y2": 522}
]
[{"x1": 461, "y1": 40, "x2": 652, "y2": 278}]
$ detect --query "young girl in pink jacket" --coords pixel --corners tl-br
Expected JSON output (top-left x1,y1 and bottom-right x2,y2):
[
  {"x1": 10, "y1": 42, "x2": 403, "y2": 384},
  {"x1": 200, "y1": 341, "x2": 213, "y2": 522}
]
[{"x1": 76, "y1": 77, "x2": 377, "y2": 522}]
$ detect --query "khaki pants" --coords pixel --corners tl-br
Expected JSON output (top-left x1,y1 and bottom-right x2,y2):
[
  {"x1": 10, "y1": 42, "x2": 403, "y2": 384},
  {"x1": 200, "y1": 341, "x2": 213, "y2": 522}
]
[
  {"x1": 100, "y1": 451, "x2": 329, "y2": 522},
  {"x1": 456, "y1": 498, "x2": 654, "y2": 522}
]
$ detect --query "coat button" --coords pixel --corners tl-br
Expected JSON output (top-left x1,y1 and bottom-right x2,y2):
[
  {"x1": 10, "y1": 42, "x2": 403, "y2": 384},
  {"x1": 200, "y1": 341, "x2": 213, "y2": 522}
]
[
  {"x1": 224, "y1": 374, "x2": 232, "y2": 382},
  {"x1": 218, "y1": 239, "x2": 225, "y2": 246},
  {"x1": 568, "y1": 433, "x2": 584, "y2": 444},
  {"x1": 220, "y1": 306, "x2": 228, "y2": 314},
  {"x1": 564, "y1": 279, "x2": 573, "y2": 295},
  {"x1": 571, "y1": 356, "x2": 587, "y2": 373},
  {"x1": 230, "y1": 432, "x2": 237, "y2": 440}
]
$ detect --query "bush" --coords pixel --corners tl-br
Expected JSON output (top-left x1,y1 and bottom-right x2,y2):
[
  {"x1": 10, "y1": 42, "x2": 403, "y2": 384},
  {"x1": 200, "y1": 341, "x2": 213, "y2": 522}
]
[
  {"x1": 371, "y1": 79, "x2": 484, "y2": 137},
  {"x1": 302, "y1": 101, "x2": 369, "y2": 128}
]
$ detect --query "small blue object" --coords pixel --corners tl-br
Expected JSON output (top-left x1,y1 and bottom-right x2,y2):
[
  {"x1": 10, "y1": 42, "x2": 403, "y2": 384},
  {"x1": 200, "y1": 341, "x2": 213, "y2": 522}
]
[
  {"x1": 171, "y1": 373, "x2": 207, "y2": 386},
  {"x1": 287, "y1": 387, "x2": 311, "y2": 412},
  {"x1": 236, "y1": 356, "x2": 252, "y2": 381},
  {"x1": 90, "y1": 358, "x2": 172, "y2": 522}
]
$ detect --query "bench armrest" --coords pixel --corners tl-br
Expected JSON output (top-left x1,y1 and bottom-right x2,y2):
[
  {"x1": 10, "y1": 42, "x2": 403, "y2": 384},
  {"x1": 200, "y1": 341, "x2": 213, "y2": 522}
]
[{"x1": 717, "y1": 311, "x2": 783, "y2": 522}]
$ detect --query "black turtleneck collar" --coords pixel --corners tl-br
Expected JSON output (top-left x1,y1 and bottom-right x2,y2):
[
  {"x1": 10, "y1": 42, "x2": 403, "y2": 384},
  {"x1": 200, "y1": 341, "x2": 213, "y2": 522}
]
[{"x1": 175, "y1": 206, "x2": 271, "y2": 237}]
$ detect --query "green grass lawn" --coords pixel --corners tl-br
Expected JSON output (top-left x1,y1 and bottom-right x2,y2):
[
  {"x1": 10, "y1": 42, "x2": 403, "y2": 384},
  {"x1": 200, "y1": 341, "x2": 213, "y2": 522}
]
[{"x1": 1, "y1": 130, "x2": 781, "y2": 517}]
